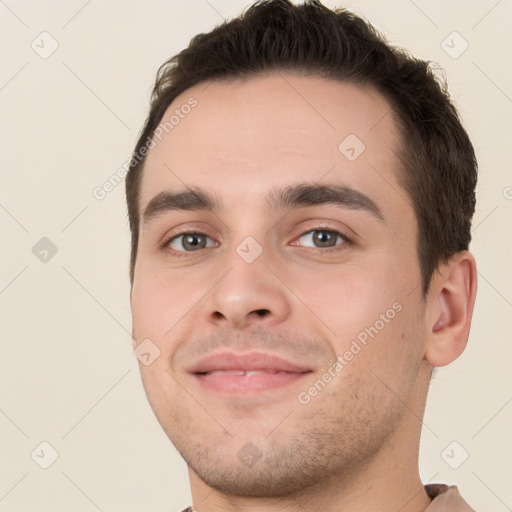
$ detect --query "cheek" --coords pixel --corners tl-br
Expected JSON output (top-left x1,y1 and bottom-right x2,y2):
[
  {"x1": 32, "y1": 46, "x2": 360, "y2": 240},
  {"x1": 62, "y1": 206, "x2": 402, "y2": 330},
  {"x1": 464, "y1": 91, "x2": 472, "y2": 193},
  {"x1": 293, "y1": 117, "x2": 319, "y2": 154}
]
[
  {"x1": 323, "y1": 304, "x2": 422, "y2": 416},
  {"x1": 131, "y1": 267, "x2": 205, "y2": 341},
  {"x1": 288, "y1": 259, "x2": 420, "y2": 385},
  {"x1": 130, "y1": 274, "x2": 186, "y2": 417},
  {"x1": 290, "y1": 261, "x2": 401, "y2": 341}
]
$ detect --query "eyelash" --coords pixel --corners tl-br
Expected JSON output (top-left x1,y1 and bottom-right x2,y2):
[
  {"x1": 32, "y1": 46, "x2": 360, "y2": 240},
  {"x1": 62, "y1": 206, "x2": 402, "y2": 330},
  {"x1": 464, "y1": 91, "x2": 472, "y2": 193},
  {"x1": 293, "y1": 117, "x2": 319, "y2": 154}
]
[{"x1": 160, "y1": 227, "x2": 353, "y2": 257}]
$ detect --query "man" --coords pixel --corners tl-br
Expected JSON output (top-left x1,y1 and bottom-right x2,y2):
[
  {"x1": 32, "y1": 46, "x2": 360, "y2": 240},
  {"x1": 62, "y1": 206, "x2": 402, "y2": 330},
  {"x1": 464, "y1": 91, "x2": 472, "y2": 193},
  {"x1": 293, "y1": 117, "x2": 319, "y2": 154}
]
[{"x1": 126, "y1": 1, "x2": 478, "y2": 510}]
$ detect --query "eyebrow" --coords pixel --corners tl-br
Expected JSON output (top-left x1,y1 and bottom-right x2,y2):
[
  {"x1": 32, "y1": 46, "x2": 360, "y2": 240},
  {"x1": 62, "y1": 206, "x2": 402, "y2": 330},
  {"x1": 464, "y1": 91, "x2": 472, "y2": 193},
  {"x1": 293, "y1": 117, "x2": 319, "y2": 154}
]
[{"x1": 142, "y1": 182, "x2": 384, "y2": 225}]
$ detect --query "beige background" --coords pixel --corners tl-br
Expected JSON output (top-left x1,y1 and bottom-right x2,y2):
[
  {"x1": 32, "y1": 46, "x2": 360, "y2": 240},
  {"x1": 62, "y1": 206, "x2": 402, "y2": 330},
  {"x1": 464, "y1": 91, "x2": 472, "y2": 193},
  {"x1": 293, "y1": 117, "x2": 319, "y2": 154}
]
[{"x1": 1, "y1": 0, "x2": 511, "y2": 510}]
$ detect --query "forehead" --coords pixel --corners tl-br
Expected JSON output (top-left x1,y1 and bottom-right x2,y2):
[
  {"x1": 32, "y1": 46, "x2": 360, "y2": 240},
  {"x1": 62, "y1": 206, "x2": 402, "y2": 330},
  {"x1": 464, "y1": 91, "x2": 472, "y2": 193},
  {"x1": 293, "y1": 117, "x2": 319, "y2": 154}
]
[{"x1": 139, "y1": 73, "x2": 408, "y2": 221}]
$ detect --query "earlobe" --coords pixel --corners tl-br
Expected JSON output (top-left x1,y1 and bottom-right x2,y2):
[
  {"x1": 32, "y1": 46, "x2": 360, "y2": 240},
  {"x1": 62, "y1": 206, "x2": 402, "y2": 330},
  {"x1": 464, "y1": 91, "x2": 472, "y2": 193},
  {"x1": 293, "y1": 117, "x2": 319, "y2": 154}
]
[{"x1": 424, "y1": 251, "x2": 477, "y2": 367}]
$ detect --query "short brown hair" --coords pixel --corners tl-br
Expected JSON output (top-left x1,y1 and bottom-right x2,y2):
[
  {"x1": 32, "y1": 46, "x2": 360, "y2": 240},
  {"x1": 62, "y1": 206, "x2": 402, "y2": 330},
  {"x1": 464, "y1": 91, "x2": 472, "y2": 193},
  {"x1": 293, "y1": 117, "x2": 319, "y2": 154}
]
[{"x1": 126, "y1": 0, "x2": 477, "y2": 295}]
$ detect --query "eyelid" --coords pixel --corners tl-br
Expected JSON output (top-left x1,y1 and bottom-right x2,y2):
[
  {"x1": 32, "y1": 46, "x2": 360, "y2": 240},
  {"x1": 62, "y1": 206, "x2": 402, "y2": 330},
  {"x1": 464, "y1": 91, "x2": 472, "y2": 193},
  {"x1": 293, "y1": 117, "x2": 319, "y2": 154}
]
[
  {"x1": 160, "y1": 228, "x2": 218, "y2": 254},
  {"x1": 161, "y1": 225, "x2": 353, "y2": 256},
  {"x1": 159, "y1": 221, "x2": 219, "y2": 246},
  {"x1": 291, "y1": 227, "x2": 353, "y2": 248},
  {"x1": 290, "y1": 219, "x2": 354, "y2": 242}
]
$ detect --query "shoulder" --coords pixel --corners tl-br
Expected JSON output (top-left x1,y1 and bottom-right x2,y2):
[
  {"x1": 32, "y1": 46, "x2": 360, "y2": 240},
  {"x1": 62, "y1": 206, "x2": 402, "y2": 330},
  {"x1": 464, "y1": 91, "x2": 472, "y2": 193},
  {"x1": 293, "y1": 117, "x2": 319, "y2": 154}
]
[{"x1": 425, "y1": 483, "x2": 476, "y2": 511}]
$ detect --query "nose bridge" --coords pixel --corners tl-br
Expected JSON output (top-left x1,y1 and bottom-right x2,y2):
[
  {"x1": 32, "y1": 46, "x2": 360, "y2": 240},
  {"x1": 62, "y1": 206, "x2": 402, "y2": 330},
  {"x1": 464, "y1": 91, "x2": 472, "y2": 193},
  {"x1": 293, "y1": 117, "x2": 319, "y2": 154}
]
[{"x1": 203, "y1": 231, "x2": 292, "y2": 329}]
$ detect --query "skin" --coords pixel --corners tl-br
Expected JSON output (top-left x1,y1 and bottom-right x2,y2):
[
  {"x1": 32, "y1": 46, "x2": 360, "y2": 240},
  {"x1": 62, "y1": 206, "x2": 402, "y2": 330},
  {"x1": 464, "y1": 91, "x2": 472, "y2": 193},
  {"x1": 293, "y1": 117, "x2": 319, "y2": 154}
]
[{"x1": 129, "y1": 73, "x2": 477, "y2": 512}]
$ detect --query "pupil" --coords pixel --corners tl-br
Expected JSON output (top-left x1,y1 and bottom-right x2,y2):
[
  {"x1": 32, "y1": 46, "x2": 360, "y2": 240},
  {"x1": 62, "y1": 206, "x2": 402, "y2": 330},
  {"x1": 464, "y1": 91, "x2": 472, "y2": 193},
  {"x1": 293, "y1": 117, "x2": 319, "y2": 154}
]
[
  {"x1": 184, "y1": 234, "x2": 204, "y2": 250},
  {"x1": 315, "y1": 231, "x2": 334, "y2": 247}
]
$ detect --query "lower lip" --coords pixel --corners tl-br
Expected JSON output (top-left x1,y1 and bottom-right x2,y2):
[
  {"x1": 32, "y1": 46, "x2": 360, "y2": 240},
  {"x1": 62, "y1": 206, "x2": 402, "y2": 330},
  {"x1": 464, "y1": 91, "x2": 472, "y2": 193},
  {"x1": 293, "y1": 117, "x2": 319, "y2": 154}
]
[{"x1": 192, "y1": 372, "x2": 312, "y2": 394}]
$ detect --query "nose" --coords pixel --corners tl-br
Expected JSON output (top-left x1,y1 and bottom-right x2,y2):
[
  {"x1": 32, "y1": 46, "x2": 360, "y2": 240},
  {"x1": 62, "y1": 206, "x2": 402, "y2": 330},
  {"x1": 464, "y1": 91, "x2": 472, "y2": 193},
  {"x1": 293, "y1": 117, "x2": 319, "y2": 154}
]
[{"x1": 203, "y1": 244, "x2": 292, "y2": 330}]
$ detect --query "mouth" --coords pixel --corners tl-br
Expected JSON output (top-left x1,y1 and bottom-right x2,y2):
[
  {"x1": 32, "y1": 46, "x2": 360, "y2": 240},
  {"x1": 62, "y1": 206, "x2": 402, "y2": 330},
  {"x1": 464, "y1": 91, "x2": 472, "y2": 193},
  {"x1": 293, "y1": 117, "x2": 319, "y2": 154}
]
[
  {"x1": 192, "y1": 369, "x2": 312, "y2": 394},
  {"x1": 195, "y1": 369, "x2": 300, "y2": 376},
  {"x1": 188, "y1": 352, "x2": 313, "y2": 394}
]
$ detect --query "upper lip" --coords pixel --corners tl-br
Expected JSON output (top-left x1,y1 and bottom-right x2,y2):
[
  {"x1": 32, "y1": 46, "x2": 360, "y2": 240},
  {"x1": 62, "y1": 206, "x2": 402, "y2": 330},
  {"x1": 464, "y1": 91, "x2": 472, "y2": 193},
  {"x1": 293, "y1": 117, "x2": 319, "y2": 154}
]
[{"x1": 188, "y1": 351, "x2": 312, "y2": 374}]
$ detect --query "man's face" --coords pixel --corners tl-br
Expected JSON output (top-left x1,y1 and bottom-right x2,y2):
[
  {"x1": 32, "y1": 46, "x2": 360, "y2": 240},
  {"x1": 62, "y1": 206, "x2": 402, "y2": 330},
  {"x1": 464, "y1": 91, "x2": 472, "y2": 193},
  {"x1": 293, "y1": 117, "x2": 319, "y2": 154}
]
[{"x1": 130, "y1": 73, "x2": 429, "y2": 496}]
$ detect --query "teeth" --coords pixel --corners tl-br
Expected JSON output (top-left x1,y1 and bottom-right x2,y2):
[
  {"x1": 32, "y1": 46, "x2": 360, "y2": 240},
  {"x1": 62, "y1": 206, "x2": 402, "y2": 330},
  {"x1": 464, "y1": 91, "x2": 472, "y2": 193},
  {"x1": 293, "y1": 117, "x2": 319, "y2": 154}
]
[{"x1": 207, "y1": 370, "x2": 245, "y2": 376}]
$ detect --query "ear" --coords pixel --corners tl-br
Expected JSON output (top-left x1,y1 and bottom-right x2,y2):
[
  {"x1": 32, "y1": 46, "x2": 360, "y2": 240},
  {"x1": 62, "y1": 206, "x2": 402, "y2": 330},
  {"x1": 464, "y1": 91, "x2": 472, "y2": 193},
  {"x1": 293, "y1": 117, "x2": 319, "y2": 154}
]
[{"x1": 424, "y1": 251, "x2": 477, "y2": 367}]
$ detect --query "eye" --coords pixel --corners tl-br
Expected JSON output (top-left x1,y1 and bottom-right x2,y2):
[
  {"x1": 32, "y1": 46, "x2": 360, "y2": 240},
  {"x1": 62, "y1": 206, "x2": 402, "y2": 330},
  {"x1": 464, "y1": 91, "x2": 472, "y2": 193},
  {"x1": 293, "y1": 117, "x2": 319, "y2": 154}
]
[
  {"x1": 166, "y1": 232, "x2": 216, "y2": 252},
  {"x1": 295, "y1": 229, "x2": 349, "y2": 249}
]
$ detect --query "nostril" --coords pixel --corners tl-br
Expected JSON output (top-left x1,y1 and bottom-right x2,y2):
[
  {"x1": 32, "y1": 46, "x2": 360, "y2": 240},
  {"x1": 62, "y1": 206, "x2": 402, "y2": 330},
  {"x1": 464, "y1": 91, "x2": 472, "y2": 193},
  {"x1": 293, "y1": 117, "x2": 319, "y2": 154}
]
[{"x1": 254, "y1": 309, "x2": 270, "y2": 317}]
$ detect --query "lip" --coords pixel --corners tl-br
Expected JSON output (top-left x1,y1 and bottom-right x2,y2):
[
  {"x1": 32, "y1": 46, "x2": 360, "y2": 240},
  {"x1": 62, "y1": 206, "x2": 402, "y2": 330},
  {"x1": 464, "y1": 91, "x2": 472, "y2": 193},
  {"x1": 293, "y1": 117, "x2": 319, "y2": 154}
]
[
  {"x1": 188, "y1": 351, "x2": 312, "y2": 374},
  {"x1": 188, "y1": 351, "x2": 313, "y2": 394}
]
